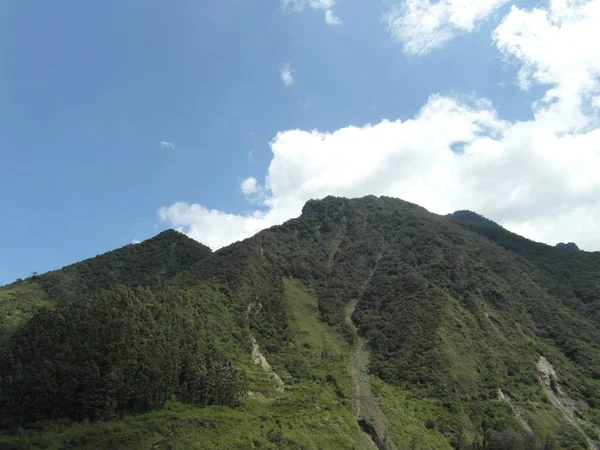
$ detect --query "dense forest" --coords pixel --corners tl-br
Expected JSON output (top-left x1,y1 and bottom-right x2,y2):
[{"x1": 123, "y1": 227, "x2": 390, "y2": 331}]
[
  {"x1": 0, "y1": 286, "x2": 245, "y2": 426},
  {"x1": 0, "y1": 196, "x2": 599, "y2": 449}
]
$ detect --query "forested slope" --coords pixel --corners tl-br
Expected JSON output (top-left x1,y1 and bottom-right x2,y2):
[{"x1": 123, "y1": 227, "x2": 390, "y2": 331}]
[
  {"x1": 0, "y1": 230, "x2": 211, "y2": 343},
  {"x1": 1, "y1": 196, "x2": 599, "y2": 449}
]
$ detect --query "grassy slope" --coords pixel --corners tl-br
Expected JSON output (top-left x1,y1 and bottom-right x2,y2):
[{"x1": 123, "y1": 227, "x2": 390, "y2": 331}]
[{"x1": 0, "y1": 279, "x2": 373, "y2": 450}]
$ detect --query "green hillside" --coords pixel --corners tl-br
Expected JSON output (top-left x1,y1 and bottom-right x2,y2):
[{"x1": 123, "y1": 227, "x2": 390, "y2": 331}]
[
  {"x1": 1, "y1": 196, "x2": 599, "y2": 449},
  {"x1": 0, "y1": 230, "x2": 211, "y2": 344}
]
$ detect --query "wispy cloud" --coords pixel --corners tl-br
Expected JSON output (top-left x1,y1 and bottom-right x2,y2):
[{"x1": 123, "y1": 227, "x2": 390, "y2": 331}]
[
  {"x1": 282, "y1": 0, "x2": 304, "y2": 12},
  {"x1": 160, "y1": 141, "x2": 176, "y2": 150},
  {"x1": 132, "y1": 239, "x2": 141, "y2": 245},
  {"x1": 325, "y1": 9, "x2": 342, "y2": 25},
  {"x1": 282, "y1": 0, "x2": 342, "y2": 25},
  {"x1": 385, "y1": 0, "x2": 509, "y2": 55},
  {"x1": 280, "y1": 63, "x2": 295, "y2": 87}
]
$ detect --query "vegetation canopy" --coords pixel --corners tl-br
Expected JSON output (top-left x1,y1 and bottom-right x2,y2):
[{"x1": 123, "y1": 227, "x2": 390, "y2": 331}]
[{"x1": 0, "y1": 196, "x2": 599, "y2": 450}]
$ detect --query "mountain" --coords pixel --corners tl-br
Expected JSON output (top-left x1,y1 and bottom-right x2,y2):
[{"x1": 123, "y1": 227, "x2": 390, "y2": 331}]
[
  {"x1": 556, "y1": 242, "x2": 581, "y2": 251},
  {"x1": 1, "y1": 196, "x2": 599, "y2": 450},
  {"x1": 450, "y1": 210, "x2": 502, "y2": 229},
  {"x1": 0, "y1": 230, "x2": 211, "y2": 343}
]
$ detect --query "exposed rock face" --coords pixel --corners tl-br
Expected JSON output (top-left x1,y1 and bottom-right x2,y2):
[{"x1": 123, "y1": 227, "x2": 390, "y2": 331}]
[
  {"x1": 537, "y1": 356, "x2": 599, "y2": 450},
  {"x1": 497, "y1": 388, "x2": 532, "y2": 433},
  {"x1": 251, "y1": 337, "x2": 285, "y2": 393}
]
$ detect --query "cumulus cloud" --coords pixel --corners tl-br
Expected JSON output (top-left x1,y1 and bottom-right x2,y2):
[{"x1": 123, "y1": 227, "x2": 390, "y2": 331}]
[
  {"x1": 280, "y1": 63, "x2": 294, "y2": 87},
  {"x1": 386, "y1": 0, "x2": 510, "y2": 55},
  {"x1": 160, "y1": 141, "x2": 176, "y2": 150},
  {"x1": 240, "y1": 177, "x2": 259, "y2": 195},
  {"x1": 282, "y1": 0, "x2": 342, "y2": 25},
  {"x1": 158, "y1": 203, "x2": 279, "y2": 251},
  {"x1": 160, "y1": 0, "x2": 600, "y2": 251},
  {"x1": 494, "y1": 0, "x2": 600, "y2": 131}
]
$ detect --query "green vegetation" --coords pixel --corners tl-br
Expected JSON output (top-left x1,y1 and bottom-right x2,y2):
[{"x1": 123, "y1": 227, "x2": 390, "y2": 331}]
[
  {"x1": 450, "y1": 212, "x2": 600, "y2": 324},
  {"x1": 450, "y1": 211, "x2": 502, "y2": 229},
  {"x1": 0, "y1": 398, "x2": 370, "y2": 450},
  {"x1": 0, "y1": 280, "x2": 373, "y2": 450},
  {"x1": 0, "y1": 286, "x2": 246, "y2": 425},
  {"x1": 555, "y1": 242, "x2": 580, "y2": 251},
  {"x1": 0, "y1": 230, "x2": 211, "y2": 346},
  {"x1": 268, "y1": 279, "x2": 354, "y2": 392},
  {"x1": 36, "y1": 230, "x2": 212, "y2": 304},
  {"x1": 0, "y1": 281, "x2": 49, "y2": 344},
  {"x1": 0, "y1": 196, "x2": 599, "y2": 449}
]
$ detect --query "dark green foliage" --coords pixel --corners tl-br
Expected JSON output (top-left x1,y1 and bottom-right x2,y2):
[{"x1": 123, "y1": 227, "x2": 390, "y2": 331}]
[
  {"x1": 0, "y1": 282, "x2": 49, "y2": 344},
  {"x1": 212, "y1": 195, "x2": 600, "y2": 447},
  {"x1": 35, "y1": 230, "x2": 211, "y2": 303},
  {"x1": 482, "y1": 429, "x2": 545, "y2": 450},
  {"x1": 1, "y1": 195, "x2": 599, "y2": 449},
  {"x1": 556, "y1": 242, "x2": 580, "y2": 251},
  {"x1": 0, "y1": 286, "x2": 245, "y2": 426},
  {"x1": 173, "y1": 240, "x2": 291, "y2": 353},
  {"x1": 451, "y1": 210, "x2": 502, "y2": 229},
  {"x1": 0, "y1": 231, "x2": 213, "y2": 369},
  {"x1": 452, "y1": 217, "x2": 600, "y2": 333}
]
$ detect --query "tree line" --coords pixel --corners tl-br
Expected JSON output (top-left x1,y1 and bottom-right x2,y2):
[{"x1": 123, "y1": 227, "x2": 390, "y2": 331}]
[{"x1": 0, "y1": 285, "x2": 246, "y2": 426}]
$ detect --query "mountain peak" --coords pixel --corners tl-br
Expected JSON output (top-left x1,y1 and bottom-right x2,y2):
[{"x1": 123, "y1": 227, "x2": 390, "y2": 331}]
[
  {"x1": 300, "y1": 195, "x2": 423, "y2": 217},
  {"x1": 555, "y1": 242, "x2": 580, "y2": 251},
  {"x1": 149, "y1": 229, "x2": 212, "y2": 252},
  {"x1": 450, "y1": 210, "x2": 502, "y2": 228},
  {"x1": 2, "y1": 197, "x2": 600, "y2": 449},
  {"x1": 27, "y1": 229, "x2": 212, "y2": 304}
]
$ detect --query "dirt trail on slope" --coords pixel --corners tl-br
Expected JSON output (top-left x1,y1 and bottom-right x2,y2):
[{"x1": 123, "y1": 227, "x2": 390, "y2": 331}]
[
  {"x1": 347, "y1": 300, "x2": 396, "y2": 450},
  {"x1": 251, "y1": 337, "x2": 285, "y2": 393},
  {"x1": 537, "y1": 356, "x2": 599, "y2": 450}
]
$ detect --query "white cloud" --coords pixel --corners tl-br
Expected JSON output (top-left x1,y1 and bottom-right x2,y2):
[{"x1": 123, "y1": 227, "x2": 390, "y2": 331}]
[
  {"x1": 240, "y1": 177, "x2": 259, "y2": 195},
  {"x1": 159, "y1": 203, "x2": 276, "y2": 251},
  {"x1": 324, "y1": 9, "x2": 342, "y2": 25},
  {"x1": 160, "y1": 0, "x2": 600, "y2": 252},
  {"x1": 280, "y1": 63, "x2": 295, "y2": 87},
  {"x1": 160, "y1": 141, "x2": 176, "y2": 150},
  {"x1": 132, "y1": 239, "x2": 141, "y2": 245},
  {"x1": 282, "y1": 0, "x2": 342, "y2": 25},
  {"x1": 494, "y1": 0, "x2": 600, "y2": 131},
  {"x1": 386, "y1": 0, "x2": 510, "y2": 55},
  {"x1": 310, "y1": 0, "x2": 336, "y2": 7},
  {"x1": 282, "y1": 0, "x2": 305, "y2": 12}
]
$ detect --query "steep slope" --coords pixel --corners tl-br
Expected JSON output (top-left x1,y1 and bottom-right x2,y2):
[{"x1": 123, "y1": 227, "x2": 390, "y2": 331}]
[
  {"x1": 0, "y1": 286, "x2": 246, "y2": 425},
  {"x1": 167, "y1": 196, "x2": 600, "y2": 447},
  {"x1": 1, "y1": 196, "x2": 599, "y2": 449},
  {"x1": 36, "y1": 229, "x2": 212, "y2": 302},
  {"x1": 451, "y1": 213, "x2": 600, "y2": 324},
  {"x1": 450, "y1": 211, "x2": 502, "y2": 229},
  {"x1": 0, "y1": 230, "x2": 211, "y2": 342}
]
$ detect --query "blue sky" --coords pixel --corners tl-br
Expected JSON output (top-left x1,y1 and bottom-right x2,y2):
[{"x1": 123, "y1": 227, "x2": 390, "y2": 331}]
[{"x1": 1, "y1": 0, "x2": 599, "y2": 285}]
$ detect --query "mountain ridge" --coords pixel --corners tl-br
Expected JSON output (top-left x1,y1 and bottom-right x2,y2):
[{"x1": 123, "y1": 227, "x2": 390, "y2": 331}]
[{"x1": 1, "y1": 196, "x2": 599, "y2": 449}]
